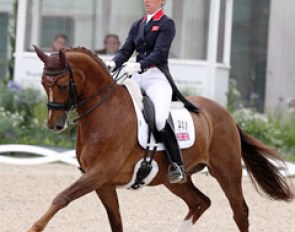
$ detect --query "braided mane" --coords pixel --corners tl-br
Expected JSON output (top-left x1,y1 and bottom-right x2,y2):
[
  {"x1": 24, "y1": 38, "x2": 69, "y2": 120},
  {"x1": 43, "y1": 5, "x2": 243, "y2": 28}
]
[{"x1": 62, "y1": 46, "x2": 106, "y2": 68}]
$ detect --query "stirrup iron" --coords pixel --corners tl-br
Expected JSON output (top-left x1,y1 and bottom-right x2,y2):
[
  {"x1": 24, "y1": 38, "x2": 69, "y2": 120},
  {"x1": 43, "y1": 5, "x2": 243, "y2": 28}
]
[{"x1": 167, "y1": 163, "x2": 187, "y2": 184}]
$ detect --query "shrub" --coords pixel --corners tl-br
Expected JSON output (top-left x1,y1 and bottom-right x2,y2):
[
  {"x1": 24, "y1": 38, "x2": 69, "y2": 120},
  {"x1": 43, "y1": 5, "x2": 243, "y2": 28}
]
[
  {"x1": 275, "y1": 114, "x2": 295, "y2": 161},
  {"x1": 0, "y1": 81, "x2": 44, "y2": 125},
  {"x1": 0, "y1": 107, "x2": 24, "y2": 142},
  {"x1": 233, "y1": 108, "x2": 295, "y2": 161},
  {"x1": 0, "y1": 78, "x2": 294, "y2": 156},
  {"x1": 233, "y1": 108, "x2": 283, "y2": 148},
  {"x1": 226, "y1": 79, "x2": 243, "y2": 112},
  {"x1": 0, "y1": 81, "x2": 76, "y2": 148}
]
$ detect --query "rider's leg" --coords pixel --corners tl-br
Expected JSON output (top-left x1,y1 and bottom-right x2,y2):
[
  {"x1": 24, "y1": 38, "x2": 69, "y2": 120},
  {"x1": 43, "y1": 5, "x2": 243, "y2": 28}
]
[
  {"x1": 142, "y1": 68, "x2": 186, "y2": 183},
  {"x1": 160, "y1": 120, "x2": 187, "y2": 183}
]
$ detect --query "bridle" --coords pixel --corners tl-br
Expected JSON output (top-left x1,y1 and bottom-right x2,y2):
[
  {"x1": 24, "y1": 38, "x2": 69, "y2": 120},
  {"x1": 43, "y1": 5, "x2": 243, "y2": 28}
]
[
  {"x1": 44, "y1": 64, "x2": 78, "y2": 112},
  {"x1": 43, "y1": 64, "x2": 125, "y2": 123}
]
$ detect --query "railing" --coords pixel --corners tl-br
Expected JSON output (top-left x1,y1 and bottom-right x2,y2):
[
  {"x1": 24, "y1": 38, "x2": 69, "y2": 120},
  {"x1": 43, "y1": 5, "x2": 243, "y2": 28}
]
[
  {"x1": 0, "y1": 144, "x2": 77, "y2": 166},
  {"x1": 0, "y1": 144, "x2": 294, "y2": 177}
]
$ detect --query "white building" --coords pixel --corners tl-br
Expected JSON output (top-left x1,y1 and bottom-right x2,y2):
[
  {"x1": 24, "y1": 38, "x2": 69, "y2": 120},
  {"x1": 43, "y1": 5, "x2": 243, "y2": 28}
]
[
  {"x1": 265, "y1": 0, "x2": 295, "y2": 112},
  {"x1": 1, "y1": 0, "x2": 233, "y2": 106},
  {"x1": 0, "y1": 0, "x2": 293, "y2": 111}
]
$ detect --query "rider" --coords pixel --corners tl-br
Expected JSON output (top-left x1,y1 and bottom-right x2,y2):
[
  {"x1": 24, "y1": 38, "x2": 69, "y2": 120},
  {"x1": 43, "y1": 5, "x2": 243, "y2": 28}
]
[{"x1": 106, "y1": 0, "x2": 199, "y2": 184}]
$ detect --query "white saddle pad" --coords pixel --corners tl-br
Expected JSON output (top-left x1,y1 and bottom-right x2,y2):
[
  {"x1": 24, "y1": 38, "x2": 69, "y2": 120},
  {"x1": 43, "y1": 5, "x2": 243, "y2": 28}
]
[{"x1": 123, "y1": 79, "x2": 195, "y2": 151}]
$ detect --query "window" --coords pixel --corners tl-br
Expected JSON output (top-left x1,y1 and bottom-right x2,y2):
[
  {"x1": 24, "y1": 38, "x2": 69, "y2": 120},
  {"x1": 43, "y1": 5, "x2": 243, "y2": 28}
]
[
  {"x1": 0, "y1": 12, "x2": 9, "y2": 80},
  {"x1": 41, "y1": 16, "x2": 74, "y2": 49},
  {"x1": 230, "y1": 0, "x2": 270, "y2": 110},
  {"x1": 217, "y1": 0, "x2": 226, "y2": 63},
  {"x1": 170, "y1": 0, "x2": 210, "y2": 60},
  {"x1": 25, "y1": 0, "x2": 95, "y2": 51},
  {"x1": 23, "y1": 0, "x2": 212, "y2": 61}
]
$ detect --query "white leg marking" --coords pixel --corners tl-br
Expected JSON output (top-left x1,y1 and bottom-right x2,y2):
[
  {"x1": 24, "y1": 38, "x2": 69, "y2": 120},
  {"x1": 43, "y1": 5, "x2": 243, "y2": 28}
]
[
  {"x1": 48, "y1": 88, "x2": 53, "y2": 119},
  {"x1": 178, "y1": 219, "x2": 194, "y2": 232}
]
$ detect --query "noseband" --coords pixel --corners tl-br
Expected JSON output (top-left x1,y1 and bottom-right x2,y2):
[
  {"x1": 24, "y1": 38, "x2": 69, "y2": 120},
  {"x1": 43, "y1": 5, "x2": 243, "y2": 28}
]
[{"x1": 44, "y1": 64, "x2": 77, "y2": 111}]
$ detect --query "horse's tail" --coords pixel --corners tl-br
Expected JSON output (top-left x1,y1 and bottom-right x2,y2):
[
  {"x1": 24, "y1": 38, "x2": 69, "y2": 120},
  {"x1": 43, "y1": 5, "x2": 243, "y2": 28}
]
[{"x1": 238, "y1": 125, "x2": 294, "y2": 201}]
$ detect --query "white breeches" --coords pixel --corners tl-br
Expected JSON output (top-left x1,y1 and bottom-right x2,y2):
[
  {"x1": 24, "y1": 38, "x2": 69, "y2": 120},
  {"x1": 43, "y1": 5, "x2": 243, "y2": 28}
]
[{"x1": 132, "y1": 67, "x2": 172, "y2": 131}]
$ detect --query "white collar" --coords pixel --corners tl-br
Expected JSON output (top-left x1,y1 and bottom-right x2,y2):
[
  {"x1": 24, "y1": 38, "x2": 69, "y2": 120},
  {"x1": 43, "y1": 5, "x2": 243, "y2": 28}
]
[{"x1": 146, "y1": 8, "x2": 162, "y2": 23}]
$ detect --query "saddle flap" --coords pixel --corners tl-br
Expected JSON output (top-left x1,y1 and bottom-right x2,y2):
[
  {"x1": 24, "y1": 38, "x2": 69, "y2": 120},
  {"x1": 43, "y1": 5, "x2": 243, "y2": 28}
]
[
  {"x1": 142, "y1": 92, "x2": 161, "y2": 142},
  {"x1": 123, "y1": 79, "x2": 195, "y2": 151}
]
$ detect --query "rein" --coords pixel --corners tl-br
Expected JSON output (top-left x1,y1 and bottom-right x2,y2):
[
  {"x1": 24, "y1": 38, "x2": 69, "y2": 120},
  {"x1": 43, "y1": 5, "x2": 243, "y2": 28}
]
[{"x1": 44, "y1": 64, "x2": 126, "y2": 124}]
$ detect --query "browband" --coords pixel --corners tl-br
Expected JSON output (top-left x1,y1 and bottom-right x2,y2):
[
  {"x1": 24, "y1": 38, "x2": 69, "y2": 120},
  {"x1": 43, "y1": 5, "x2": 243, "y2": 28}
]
[{"x1": 43, "y1": 68, "x2": 68, "y2": 76}]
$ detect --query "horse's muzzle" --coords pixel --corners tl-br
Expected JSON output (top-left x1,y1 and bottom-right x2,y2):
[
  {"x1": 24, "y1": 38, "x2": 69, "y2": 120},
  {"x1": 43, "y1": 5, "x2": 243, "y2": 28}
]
[{"x1": 48, "y1": 114, "x2": 68, "y2": 133}]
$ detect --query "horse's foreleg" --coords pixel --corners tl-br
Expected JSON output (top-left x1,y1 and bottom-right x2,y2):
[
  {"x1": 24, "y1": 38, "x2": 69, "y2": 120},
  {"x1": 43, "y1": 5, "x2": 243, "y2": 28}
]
[
  {"x1": 96, "y1": 187, "x2": 123, "y2": 232},
  {"x1": 27, "y1": 172, "x2": 101, "y2": 232}
]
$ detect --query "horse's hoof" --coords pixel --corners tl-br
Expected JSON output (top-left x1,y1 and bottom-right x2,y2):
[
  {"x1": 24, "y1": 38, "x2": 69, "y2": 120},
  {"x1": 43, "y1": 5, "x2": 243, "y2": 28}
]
[
  {"x1": 27, "y1": 229, "x2": 37, "y2": 232},
  {"x1": 27, "y1": 225, "x2": 43, "y2": 232}
]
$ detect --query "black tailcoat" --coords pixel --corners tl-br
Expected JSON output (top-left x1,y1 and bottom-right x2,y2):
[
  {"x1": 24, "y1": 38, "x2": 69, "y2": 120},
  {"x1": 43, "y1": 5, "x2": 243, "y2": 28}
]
[{"x1": 113, "y1": 10, "x2": 199, "y2": 113}]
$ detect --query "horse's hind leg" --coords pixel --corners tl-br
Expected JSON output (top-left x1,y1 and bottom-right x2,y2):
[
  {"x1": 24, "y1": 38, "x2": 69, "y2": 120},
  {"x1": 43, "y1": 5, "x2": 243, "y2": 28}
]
[
  {"x1": 164, "y1": 177, "x2": 211, "y2": 232},
  {"x1": 209, "y1": 154, "x2": 249, "y2": 232},
  {"x1": 96, "y1": 187, "x2": 123, "y2": 232},
  {"x1": 27, "y1": 172, "x2": 101, "y2": 232}
]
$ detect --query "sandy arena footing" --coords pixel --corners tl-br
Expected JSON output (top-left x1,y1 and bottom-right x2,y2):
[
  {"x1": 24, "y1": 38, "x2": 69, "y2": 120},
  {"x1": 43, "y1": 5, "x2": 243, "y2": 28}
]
[{"x1": 0, "y1": 163, "x2": 294, "y2": 232}]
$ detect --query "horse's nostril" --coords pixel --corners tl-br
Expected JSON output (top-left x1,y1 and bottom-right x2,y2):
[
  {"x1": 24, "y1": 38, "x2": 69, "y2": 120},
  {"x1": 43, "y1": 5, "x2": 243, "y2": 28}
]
[{"x1": 55, "y1": 125, "x2": 64, "y2": 131}]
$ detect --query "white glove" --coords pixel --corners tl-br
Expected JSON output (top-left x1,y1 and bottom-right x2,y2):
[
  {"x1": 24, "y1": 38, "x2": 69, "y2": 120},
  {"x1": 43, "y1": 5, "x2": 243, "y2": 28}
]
[
  {"x1": 105, "y1": 60, "x2": 116, "y2": 71},
  {"x1": 124, "y1": 62, "x2": 142, "y2": 76}
]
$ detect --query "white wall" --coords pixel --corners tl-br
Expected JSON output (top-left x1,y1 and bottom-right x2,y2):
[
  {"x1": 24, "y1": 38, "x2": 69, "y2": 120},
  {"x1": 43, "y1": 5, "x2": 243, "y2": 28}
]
[
  {"x1": 14, "y1": 53, "x2": 230, "y2": 106},
  {"x1": 0, "y1": 0, "x2": 13, "y2": 12},
  {"x1": 13, "y1": 0, "x2": 232, "y2": 107},
  {"x1": 266, "y1": 0, "x2": 295, "y2": 112}
]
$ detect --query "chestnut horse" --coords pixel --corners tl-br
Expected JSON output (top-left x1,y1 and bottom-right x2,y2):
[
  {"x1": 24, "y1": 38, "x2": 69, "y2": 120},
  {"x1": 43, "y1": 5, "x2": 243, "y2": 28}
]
[{"x1": 28, "y1": 46, "x2": 293, "y2": 232}]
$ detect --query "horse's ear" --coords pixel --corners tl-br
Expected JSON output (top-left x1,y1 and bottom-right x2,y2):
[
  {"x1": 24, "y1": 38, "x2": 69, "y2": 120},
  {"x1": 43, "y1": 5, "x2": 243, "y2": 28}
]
[
  {"x1": 33, "y1": 45, "x2": 48, "y2": 63},
  {"x1": 59, "y1": 49, "x2": 66, "y2": 67}
]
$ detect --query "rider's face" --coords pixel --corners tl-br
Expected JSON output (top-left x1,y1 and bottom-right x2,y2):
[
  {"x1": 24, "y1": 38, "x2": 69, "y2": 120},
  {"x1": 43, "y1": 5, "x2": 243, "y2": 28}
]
[{"x1": 143, "y1": 0, "x2": 166, "y2": 14}]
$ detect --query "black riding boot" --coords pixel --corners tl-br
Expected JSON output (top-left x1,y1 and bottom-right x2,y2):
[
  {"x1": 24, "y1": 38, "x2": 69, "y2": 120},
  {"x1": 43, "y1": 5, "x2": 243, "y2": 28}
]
[{"x1": 160, "y1": 121, "x2": 187, "y2": 184}]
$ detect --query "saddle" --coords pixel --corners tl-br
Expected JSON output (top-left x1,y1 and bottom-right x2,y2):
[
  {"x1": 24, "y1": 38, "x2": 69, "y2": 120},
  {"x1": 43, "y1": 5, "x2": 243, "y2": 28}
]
[
  {"x1": 119, "y1": 79, "x2": 195, "y2": 189},
  {"x1": 123, "y1": 78, "x2": 195, "y2": 150}
]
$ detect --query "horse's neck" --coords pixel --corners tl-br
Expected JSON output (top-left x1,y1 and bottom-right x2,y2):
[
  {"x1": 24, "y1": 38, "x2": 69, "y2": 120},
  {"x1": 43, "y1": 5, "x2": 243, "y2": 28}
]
[
  {"x1": 69, "y1": 54, "x2": 113, "y2": 99},
  {"x1": 77, "y1": 84, "x2": 136, "y2": 140},
  {"x1": 67, "y1": 52, "x2": 136, "y2": 138}
]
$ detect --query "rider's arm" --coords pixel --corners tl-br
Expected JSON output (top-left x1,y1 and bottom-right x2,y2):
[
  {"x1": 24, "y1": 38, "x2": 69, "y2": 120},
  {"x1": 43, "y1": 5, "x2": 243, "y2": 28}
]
[{"x1": 112, "y1": 22, "x2": 137, "y2": 70}]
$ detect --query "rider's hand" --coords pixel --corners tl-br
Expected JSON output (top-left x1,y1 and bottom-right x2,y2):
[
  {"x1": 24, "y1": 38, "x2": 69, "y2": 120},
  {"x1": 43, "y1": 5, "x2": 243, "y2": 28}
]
[
  {"x1": 124, "y1": 62, "x2": 142, "y2": 77},
  {"x1": 105, "y1": 60, "x2": 116, "y2": 72}
]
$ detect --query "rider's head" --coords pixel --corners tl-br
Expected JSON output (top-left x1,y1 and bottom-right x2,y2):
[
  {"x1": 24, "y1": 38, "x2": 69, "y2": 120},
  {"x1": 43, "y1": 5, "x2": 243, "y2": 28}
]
[{"x1": 143, "y1": 0, "x2": 166, "y2": 14}]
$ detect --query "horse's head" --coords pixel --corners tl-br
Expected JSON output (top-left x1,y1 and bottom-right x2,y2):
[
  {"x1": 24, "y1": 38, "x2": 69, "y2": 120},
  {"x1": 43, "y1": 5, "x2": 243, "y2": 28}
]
[{"x1": 34, "y1": 45, "x2": 77, "y2": 132}]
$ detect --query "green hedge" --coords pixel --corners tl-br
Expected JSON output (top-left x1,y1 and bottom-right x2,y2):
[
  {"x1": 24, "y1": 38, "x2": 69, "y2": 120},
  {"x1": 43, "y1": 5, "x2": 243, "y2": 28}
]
[
  {"x1": 233, "y1": 108, "x2": 295, "y2": 161},
  {"x1": 0, "y1": 82, "x2": 75, "y2": 148},
  {"x1": 0, "y1": 80, "x2": 294, "y2": 161}
]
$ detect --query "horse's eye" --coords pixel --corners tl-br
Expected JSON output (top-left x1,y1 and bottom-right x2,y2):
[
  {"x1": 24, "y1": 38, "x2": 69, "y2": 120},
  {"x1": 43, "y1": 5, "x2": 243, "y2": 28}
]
[{"x1": 57, "y1": 85, "x2": 68, "y2": 92}]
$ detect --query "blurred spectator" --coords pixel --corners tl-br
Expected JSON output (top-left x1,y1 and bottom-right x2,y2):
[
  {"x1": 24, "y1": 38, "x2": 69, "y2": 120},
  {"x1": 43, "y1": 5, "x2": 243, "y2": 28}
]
[
  {"x1": 95, "y1": 34, "x2": 120, "y2": 55},
  {"x1": 51, "y1": 33, "x2": 69, "y2": 52}
]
